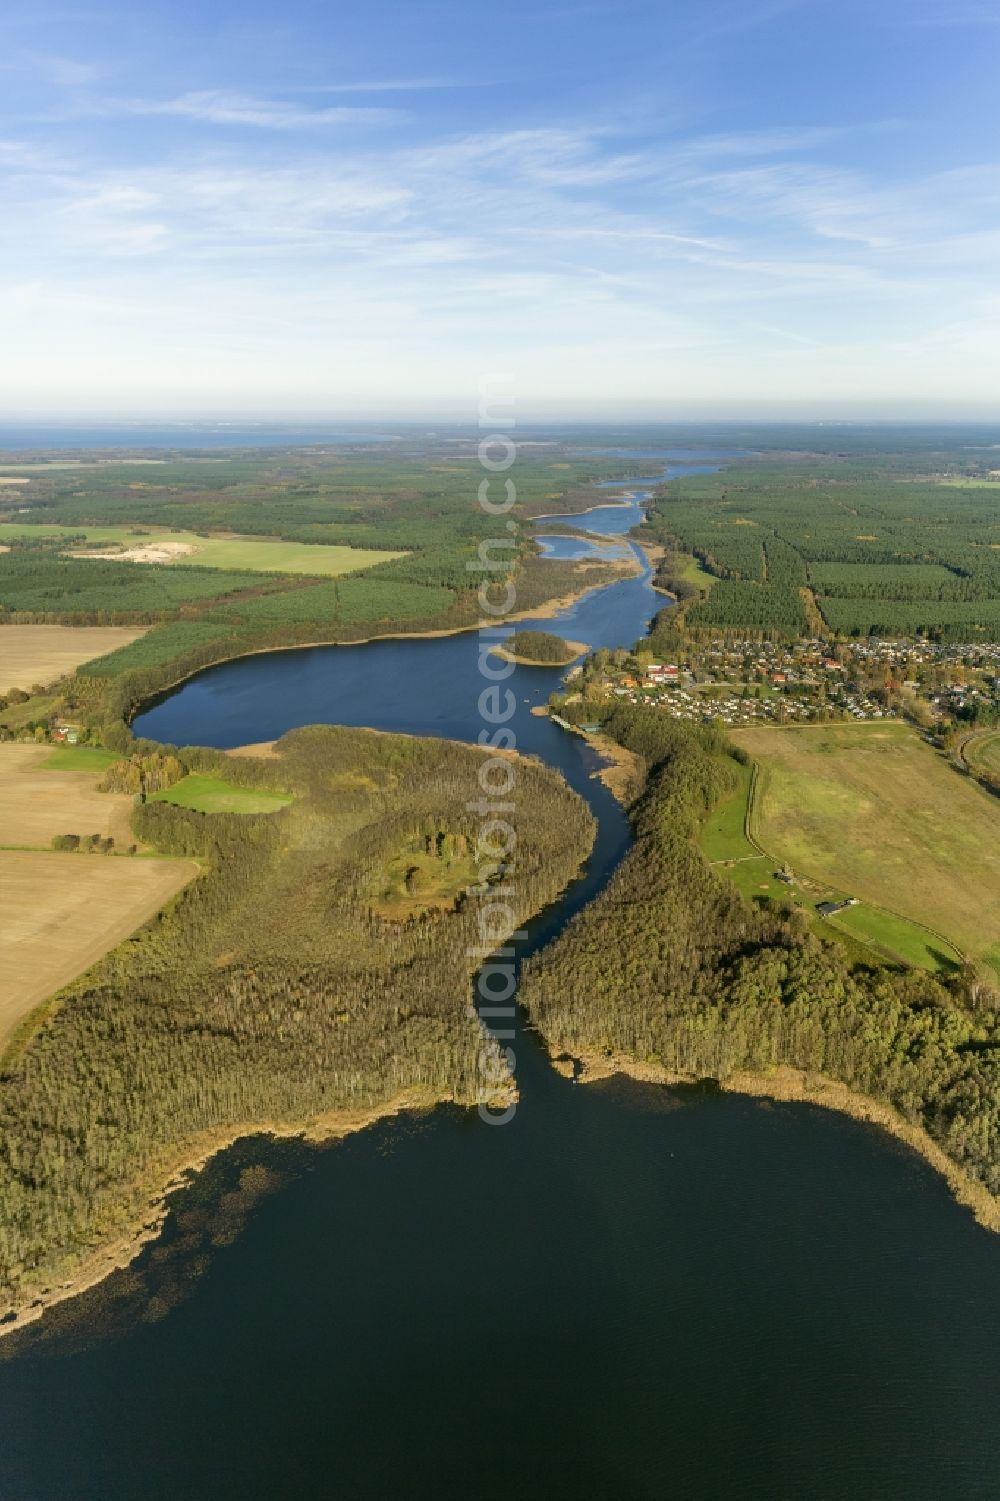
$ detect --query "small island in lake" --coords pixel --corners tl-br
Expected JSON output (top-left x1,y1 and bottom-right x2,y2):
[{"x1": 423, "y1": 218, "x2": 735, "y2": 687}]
[{"x1": 491, "y1": 631, "x2": 587, "y2": 666}]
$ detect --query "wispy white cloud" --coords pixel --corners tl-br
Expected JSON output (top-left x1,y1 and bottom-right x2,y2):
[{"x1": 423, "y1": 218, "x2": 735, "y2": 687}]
[
  {"x1": 672, "y1": 0, "x2": 811, "y2": 48},
  {"x1": 114, "y1": 90, "x2": 404, "y2": 129},
  {"x1": 293, "y1": 78, "x2": 468, "y2": 94},
  {"x1": 0, "y1": 137, "x2": 68, "y2": 171},
  {"x1": 0, "y1": 69, "x2": 998, "y2": 410},
  {"x1": 399, "y1": 127, "x2": 648, "y2": 187},
  {"x1": 0, "y1": 51, "x2": 101, "y2": 87},
  {"x1": 680, "y1": 125, "x2": 863, "y2": 158}
]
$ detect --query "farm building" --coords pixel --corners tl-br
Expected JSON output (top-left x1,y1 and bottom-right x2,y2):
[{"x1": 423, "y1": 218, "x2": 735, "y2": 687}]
[{"x1": 816, "y1": 898, "x2": 859, "y2": 918}]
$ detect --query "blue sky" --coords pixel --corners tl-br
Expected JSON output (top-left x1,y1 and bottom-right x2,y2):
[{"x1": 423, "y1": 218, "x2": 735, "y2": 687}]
[{"x1": 2, "y1": 0, "x2": 999, "y2": 417}]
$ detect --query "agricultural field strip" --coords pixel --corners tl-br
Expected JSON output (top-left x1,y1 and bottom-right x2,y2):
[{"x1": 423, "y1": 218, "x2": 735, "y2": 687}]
[
  {"x1": 0, "y1": 851, "x2": 197, "y2": 1049},
  {"x1": 0, "y1": 524, "x2": 405, "y2": 576},
  {"x1": 747, "y1": 756, "x2": 959, "y2": 970},
  {"x1": 734, "y1": 722, "x2": 999, "y2": 967},
  {"x1": 696, "y1": 755, "x2": 935, "y2": 967},
  {"x1": 0, "y1": 743, "x2": 137, "y2": 849},
  {"x1": 0, "y1": 625, "x2": 150, "y2": 694},
  {"x1": 963, "y1": 728, "x2": 1000, "y2": 779}
]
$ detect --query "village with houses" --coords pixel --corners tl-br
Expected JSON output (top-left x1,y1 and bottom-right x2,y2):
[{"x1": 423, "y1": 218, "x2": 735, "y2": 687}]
[{"x1": 558, "y1": 634, "x2": 1000, "y2": 736}]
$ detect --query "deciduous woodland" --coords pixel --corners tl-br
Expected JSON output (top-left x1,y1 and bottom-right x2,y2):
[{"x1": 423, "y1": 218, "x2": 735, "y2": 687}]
[
  {"x1": 522, "y1": 703, "x2": 1000, "y2": 1213},
  {"x1": 0, "y1": 727, "x2": 593, "y2": 1321}
]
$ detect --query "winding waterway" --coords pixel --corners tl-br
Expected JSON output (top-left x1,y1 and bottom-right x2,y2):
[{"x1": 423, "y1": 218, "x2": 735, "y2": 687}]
[{"x1": 2, "y1": 460, "x2": 1000, "y2": 1498}]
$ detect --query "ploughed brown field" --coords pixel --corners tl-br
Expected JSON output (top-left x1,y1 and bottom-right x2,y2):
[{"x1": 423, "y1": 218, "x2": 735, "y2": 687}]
[
  {"x1": 0, "y1": 852, "x2": 196, "y2": 1047},
  {"x1": 0, "y1": 624, "x2": 149, "y2": 693},
  {"x1": 0, "y1": 743, "x2": 135, "y2": 848},
  {"x1": 0, "y1": 743, "x2": 196, "y2": 1048}
]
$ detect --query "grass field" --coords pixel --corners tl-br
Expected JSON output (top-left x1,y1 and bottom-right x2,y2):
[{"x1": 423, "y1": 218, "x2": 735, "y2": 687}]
[
  {"x1": 735, "y1": 722, "x2": 999, "y2": 974},
  {"x1": 0, "y1": 524, "x2": 405, "y2": 576},
  {"x1": 827, "y1": 902, "x2": 954, "y2": 972},
  {"x1": 698, "y1": 759, "x2": 755, "y2": 860},
  {"x1": 0, "y1": 743, "x2": 136, "y2": 849},
  {"x1": 0, "y1": 692, "x2": 57, "y2": 734},
  {"x1": 965, "y1": 730, "x2": 1000, "y2": 780},
  {"x1": 0, "y1": 624, "x2": 150, "y2": 692},
  {"x1": 676, "y1": 552, "x2": 719, "y2": 592},
  {"x1": 40, "y1": 745, "x2": 119, "y2": 772},
  {"x1": 0, "y1": 850, "x2": 195, "y2": 1049},
  {"x1": 150, "y1": 774, "x2": 293, "y2": 814},
  {"x1": 697, "y1": 765, "x2": 892, "y2": 966}
]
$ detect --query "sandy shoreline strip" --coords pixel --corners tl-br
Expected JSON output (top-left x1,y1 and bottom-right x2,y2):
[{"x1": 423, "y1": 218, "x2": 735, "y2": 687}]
[
  {"x1": 584, "y1": 731, "x2": 646, "y2": 804},
  {"x1": 0, "y1": 1087, "x2": 450, "y2": 1340}
]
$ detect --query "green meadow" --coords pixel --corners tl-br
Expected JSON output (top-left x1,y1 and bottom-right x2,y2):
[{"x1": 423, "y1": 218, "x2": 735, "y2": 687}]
[
  {"x1": 150, "y1": 775, "x2": 293, "y2": 815},
  {"x1": 0, "y1": 524, "x2": 404, "y2": 576},
  {"x1": 736, "y1": 722, "x2": 998, "y2": 975}
]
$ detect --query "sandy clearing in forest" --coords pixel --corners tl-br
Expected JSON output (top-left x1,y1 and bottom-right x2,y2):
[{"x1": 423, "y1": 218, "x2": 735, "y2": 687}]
[{"x1": 65, "y1": 542, "x2": 197, "y2": 564}]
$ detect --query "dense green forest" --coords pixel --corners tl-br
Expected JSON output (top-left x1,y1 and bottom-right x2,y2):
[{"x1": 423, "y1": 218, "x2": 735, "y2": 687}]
[
  {"x1": 0, "y1": 546, "x2": 278, "y2": 621},
  {"x1": 0, "y1": 726, "x2": 594, "y2": 1320},
  {"x1": 642, "y1": 463, "x2": 1000, "y2": 640},
  {"x1": 521, "y1": 703, "x2": 1000, "y2": 1201}
]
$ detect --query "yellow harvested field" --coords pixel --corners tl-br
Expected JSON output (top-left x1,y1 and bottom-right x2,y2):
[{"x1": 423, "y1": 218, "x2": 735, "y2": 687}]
[
  {"x1": 0, "y1": 850, "x2": 196, "y2": 1047},
  {"x1": 0, "y1": 624, "x2": 149, "y2": 693},
  {"x1": 0, "y1": 744, "x2": 136, "y2": 848}
]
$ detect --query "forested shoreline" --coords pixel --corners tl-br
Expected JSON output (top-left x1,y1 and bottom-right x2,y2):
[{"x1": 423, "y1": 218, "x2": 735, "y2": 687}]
[
  {"x1": 0, "y1": 726, "x2": 594, "y2": 1325},
  {"x1": 522, "y1": 703, "x2": 1000, "y2": 1216}
]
